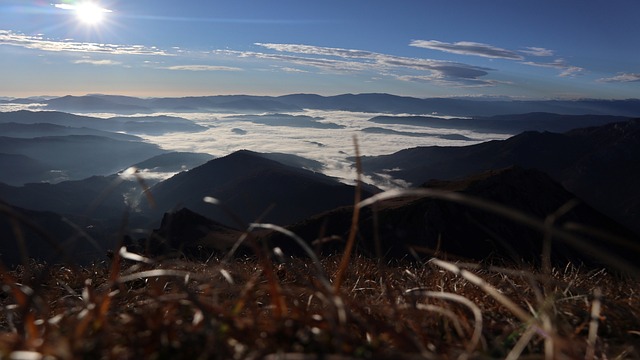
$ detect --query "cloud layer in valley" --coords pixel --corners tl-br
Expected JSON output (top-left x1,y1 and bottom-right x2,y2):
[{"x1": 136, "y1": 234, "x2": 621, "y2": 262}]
[{"x1": 120, "y1": 110, "x2": 508, "y2": 188}]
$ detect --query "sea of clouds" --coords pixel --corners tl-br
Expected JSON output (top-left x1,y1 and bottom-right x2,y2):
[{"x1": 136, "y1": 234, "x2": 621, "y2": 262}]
[
  {"x1": 124, "y1": 109, "x2": 507, "y2": 188},
  {"x1": 0, "y1": 104, "x2": 509, "y2": 188}
]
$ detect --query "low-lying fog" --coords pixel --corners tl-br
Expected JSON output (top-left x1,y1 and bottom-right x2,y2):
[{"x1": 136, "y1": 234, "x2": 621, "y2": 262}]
[
  {"x1": 123, "y1": 110, "x2": 506, "y2": 187},
  {"x1": 1, "y1": 104, "x2": 509, "y2": 188}
]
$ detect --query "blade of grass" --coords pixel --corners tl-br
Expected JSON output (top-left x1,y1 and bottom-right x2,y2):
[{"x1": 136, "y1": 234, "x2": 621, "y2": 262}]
[
  {"x1": 585, "y1": 287, "x2": 602, "y2": 360},
  {"x1": 249, "y1": 223, "x2": 331, "y2": 292},
  {"x1": 430, "y1": 258, "x2": 535, "y2": 326},
  {"x1": 334, "y1": 136, "x2": 362, "y2": 292},
  {"x1": 505, "y1": 323, "x2": 538, "y2": 360},
  {"x1": 405, "y1": 288, "x2": 483, "y2": 360},
  {"x1": 542, "y1": 199, "x2": 580, "y2": 276}
]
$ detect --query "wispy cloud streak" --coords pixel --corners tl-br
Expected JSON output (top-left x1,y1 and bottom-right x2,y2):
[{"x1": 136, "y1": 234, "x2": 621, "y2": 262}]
[
  {"x1": 597, "y1": 73, "x2": 640, "y2": 83},
  {"x1": 520, "y1": 47, "x2": 554, "y2": 57},
  {"x1": 74, "y1": 59, "x2": 122, "y2": 66},
  {"x1": 164, "y1": 65, "x2": 243, "y2": 71},
  {"x1": 0, "y1": 30, "x2": 170, "y2": 56},
  {"x1": 410, "y1": 40, "x2": 524, "y2": 60},
  {"x1": 223, "y1": 43, "x2": 497, "y2": 86},
  {"x1": 411, "y1": 39, "x2": 583, "y2": 77},
  {"x1": 521, "y1": 59, "x2": 583, "y2": 77}
]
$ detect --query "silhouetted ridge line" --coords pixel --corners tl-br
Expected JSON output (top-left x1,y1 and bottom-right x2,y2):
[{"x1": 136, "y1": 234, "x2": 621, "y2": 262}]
[{"x1": 144, "y1": 149, "x2": 372, "y2": 227}]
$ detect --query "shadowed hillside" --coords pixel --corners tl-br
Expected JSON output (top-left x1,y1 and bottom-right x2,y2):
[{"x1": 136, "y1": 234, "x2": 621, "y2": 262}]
[
  {"x1": 144, "y1": 150, "x2": 374, "y2": 227},
  {"x1": 0, "y1": 135, "x2": 167, "y2": 182},
  {"x1": 269, "y1": 167, "x2": 638, "y2": 270},
  {"x1": 0, "y1": 201, "x2": 108, "y2": 267},
  {"x1": 359, "y1": 119, "x2": 640, "y2": 235}
]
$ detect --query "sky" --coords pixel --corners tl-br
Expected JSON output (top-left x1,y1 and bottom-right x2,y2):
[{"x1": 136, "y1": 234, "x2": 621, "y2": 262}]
[{"x1": 1, "y1": 0, "x2": 639, "y2": 99}]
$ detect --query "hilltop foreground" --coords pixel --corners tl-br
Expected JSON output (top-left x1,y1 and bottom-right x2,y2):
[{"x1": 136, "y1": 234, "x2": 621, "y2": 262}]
[{"x1": 0, "y1": 254, "x2": 638, "y2": 359}]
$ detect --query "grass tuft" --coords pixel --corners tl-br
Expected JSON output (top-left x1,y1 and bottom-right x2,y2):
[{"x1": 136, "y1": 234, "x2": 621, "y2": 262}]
[{"x1": 1, "y1": 254, "x2": 638, "y2": 359}]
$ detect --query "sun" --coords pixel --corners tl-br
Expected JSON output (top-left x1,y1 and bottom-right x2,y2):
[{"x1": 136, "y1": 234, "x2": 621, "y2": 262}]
[{"x1": 74, "y1": 2, "x2": 110, "y2": 25}]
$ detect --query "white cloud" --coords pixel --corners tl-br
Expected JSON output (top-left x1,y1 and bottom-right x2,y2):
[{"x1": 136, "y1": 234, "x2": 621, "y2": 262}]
[
  {"x1": 255, "y1": 43, "x2": 377, "y2": 59},
  {"x1": 522, "y1": 58, "x2": 584, "y2": 77},
  {"x1": 410, "y1": 40, "x2": 524, "y2": 60},
  {"x1": 220, "y1": 43, "x2": 495, "y2": 86},
  {"x1": 398, "y1": 75, "x2": 507, "y2": 88},
  {"x1": 220, "y1": 48, "x2": 374, "y2": 73},
  {"x1": 520, "y1": 47, "x2": 554, "y2": 57},
  {"x1": 410, "y1": 40, "x2": 585, "y2": 78},
  {"x1": 558, "y1": 66, "x2": 584, "y2": 77},
  {"x1": 597, "y1": 73, "x2": 640, "y2": 83},
  {"x1": 74, "y1": 59, "x2": 122, "y2": 66},
  {"x1": 0, "y1": 30, "x2": 170, "y2": 56},
  {"x1": 164, "y1": 65, "x2": 243, "y2": 71},
  {"x1": 276, "y1": 66, "x2": 309, "y2": 73}
]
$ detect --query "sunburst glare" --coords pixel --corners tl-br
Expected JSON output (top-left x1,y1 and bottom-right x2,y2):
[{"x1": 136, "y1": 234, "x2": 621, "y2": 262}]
[{"x1": 54, "y1": 1, "x2": 112, "y2": 26}]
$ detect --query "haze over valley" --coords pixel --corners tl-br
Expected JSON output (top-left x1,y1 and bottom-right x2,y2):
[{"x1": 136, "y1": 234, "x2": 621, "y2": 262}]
[{"x1": 0, "y1": 93, "x2": 639, "y2": 271}]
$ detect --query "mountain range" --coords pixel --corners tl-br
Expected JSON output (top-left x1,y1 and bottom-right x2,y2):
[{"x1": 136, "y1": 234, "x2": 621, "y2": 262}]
[
  {"x1": 4, "y1": 93, "x2": 640, "y2": 117},
  {"x1": 0, "y1": 100, "x2": 638, "y2": 269},
  {"x1": 0, "y1": 111, "x2": 214, "y2": 184},
  {"x1": 0, "y1": 110, "x2": 207, "y2": 135},
  {"x1": 369, "y1": 113, "x2": 631, "y2": 134},
  {"x1": 0, "y1": 150, "x2": 370, "y2": 265}
]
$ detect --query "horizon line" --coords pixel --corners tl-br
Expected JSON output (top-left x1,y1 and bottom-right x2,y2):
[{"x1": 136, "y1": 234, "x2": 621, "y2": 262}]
[{"x1": 2, "y1": 92, "x2": 639, "y2": 102}]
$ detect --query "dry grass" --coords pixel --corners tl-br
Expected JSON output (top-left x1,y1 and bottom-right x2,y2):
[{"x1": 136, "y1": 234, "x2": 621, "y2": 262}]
[{"x1": 0, "y1": 251, "x2": 638, "y2": 359}]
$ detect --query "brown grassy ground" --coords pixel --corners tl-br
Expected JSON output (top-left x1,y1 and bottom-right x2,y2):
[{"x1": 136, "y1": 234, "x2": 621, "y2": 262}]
[{"x1": 0, "y1": 252, "x2": 638, "y2": 359}]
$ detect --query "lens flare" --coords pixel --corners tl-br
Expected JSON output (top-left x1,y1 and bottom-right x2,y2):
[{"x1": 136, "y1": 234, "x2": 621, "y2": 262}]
[
  {"x1": 54, "y1": 1, "x2": 112, "y2": 26},
  {"x1": 75, "y1": 2, "x2": 109, "y2": 25}
]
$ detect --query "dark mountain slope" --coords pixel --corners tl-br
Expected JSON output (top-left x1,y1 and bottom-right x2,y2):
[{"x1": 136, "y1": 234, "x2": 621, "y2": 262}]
[
  {"x1": 255, "y1": 152, "x2": 324, "y2": 172},
  {"x1": 145, "y1": 150, "x2": 370, "y2": 227},
  {"x1": 359, "y1": 119, "x2": 640, "y2": 234},
  {"x1": 0, "y1": 110, "x2": 113, "y2": 128},
  {"x1": 0, "y1": 201, "x2": 107, "y2": 267},
  {"x1": 130, "y1": 152, "x2": 215, "y2": 173},
  {"x1": 139, "y1": 208, "x2": 244, "y2": 258},
  {"x1": 0, "y1": 122, "x2": 141, "y2": 141},
  {"x1": 0, "y1": 153, "x2": 54, "y2": 185},
  {"x1": 0, "y1": 111, "x2": 205, "y2": 135},
  {"x1": 0, "y1": 135, "x2": 167, "y2": 181},
  {"x1": 0, "y1": 175, "x2": 137, "y2": 221},
  {"x1": 270, "y1": 167, "x2": 638, "y2": 269}
]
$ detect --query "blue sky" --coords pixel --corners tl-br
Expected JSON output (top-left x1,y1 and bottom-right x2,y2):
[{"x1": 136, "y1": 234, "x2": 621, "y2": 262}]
[{"x1": 1, "y1": 0, "x2": 639, "y2": 98}]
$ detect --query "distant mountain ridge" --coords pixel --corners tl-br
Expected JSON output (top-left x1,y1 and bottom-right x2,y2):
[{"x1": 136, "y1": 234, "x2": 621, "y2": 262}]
[
  {"x1": 0, "y1": 110, "x2": 206, "y2": 135},
  {"x1": 0, "y1": 122, "x2": 141, "y2": 141},
  {"x1": 3, "y1": 93, "x2": 639, "y2": 117},
  {"x1": 369, "y1": 113, "x2": 631, "y2": 134}
]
